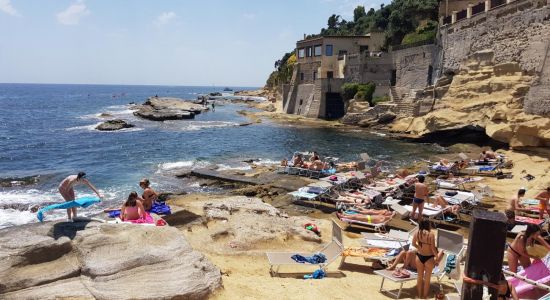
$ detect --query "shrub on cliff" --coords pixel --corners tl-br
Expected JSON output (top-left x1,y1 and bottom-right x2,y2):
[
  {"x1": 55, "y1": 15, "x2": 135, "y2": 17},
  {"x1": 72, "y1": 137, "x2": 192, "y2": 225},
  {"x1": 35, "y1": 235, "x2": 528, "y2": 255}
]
[
  {"x1": 401, "y1": 20, "x2": 437, "y2": 45},
  {"x1": 266, "y1": 52, "x2": 296, "y2": 89},
  {"x1": 342, "y1": 82, "x2": 376, "y2": 103}
]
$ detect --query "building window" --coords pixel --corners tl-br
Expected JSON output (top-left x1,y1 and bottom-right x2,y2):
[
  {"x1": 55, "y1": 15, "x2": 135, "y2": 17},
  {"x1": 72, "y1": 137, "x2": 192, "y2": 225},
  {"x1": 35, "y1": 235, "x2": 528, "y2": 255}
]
[
  {"x1": 360, "y1": 45, "x2": 369, "y2": 53},
  {"x1": 326, "y1": 45, "x2": 333, "y2": 56},
  {"x1": 314, "y1": 45, "x2": 322, "y2": 56},
  {"x1": 300, "y1": 73, "x2": 304, "y2": 81},
  {"x1": 299, "y1": 99, "x2": 303, "y2": 105},
  {"x1": 298, "y1": 48, "x2": 305, "y2": 58},
  {"x1": 327, "y1": 71, "x2": 333, "y2": 79},
  {"x1": 313, "y1": 71, "x2": 318, "y2": 80},
  {"x1": 306, "y1": 47, "x2": 312, "y2": 57}
]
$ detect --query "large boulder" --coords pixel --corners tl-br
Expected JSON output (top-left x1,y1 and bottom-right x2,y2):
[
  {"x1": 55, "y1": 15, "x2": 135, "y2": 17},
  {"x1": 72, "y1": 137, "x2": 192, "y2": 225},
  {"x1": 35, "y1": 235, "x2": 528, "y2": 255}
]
[
  {"x1": 96, "y1": 119, "x2": 135, "y2": 131},
  {"x1": 0, "y1": 221, "x2": 222, "y2": 299}
]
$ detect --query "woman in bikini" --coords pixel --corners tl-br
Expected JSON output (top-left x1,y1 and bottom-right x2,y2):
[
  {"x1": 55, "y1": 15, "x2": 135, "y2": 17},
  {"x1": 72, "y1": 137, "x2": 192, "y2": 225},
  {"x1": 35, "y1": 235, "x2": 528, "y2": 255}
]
[
  {"x1": 507, "y1": 224, "x2": 550, "y2": 273},
  {"x1": 120, "y1": 191, "x2": 146, "y2": 221},
  {"x1": 139, "y1": 178, "x2": 158, "y2": 211},
  {"x1": 413, "y1": 220, "x2": 438, "y2": 299},
  {"x1": 58, "y1": 172, "x2": 102, "y2": 220}
]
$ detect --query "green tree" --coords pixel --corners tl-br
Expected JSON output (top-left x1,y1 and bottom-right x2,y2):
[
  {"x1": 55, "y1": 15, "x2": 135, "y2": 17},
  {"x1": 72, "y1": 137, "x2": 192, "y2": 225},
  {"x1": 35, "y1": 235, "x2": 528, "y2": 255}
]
[
  {"x1": 327, "y1": 14, "x2": 340, "y2": 29},
  {"x1": 353, "y1": 6, "x2": 366, "y2": 22}
]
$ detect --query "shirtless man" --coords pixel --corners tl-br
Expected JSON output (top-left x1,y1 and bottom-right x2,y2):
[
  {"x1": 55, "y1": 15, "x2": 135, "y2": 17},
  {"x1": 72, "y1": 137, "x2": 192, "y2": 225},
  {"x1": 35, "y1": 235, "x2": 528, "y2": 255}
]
[
  {"x1": 535, "y1": 187, "x2": 550, "y2": 219},
  {"x1": 411, "y1": 175, "x2": 429, "y2": 221},
  {"x1": 139, "y1": 178, "x2": 158, "y2": 211},
  {"x1": 58, "y1": 172, "x2": 102, "y2": 219},
  {"x1": 508, "y1": 188, "x2": 531, "y2": 215}
]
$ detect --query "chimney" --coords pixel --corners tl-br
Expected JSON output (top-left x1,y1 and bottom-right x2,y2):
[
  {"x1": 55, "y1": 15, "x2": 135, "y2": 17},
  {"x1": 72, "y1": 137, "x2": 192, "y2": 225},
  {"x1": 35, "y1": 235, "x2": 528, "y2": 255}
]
[{"x1": 303, "y1": 33, "x2": 306, "y2": 40}]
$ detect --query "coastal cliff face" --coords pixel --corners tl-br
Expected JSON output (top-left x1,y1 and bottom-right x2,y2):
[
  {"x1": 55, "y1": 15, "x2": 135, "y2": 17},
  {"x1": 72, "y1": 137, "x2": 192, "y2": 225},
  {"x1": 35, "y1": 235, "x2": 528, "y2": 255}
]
[
  {"x1": 0, "y1": 222, "x2": 222, "y2": 300},
  {"x1": 391, "y1": 51, "x2": 550, "y2": 147}
]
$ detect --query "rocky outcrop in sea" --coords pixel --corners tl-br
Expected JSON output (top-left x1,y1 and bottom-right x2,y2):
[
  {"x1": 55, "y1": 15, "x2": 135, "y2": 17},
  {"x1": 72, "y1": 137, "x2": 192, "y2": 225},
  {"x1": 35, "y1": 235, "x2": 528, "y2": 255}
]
[{"x1": 133, "y1": 97, "x2": 208, "y2": 121}]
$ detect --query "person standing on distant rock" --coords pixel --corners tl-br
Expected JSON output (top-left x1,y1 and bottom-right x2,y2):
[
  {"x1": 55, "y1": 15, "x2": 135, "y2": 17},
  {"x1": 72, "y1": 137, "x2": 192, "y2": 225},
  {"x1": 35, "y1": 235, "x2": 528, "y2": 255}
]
[
  {"x1": 139, "y1": 178, "x2": 158, "y2": 211},
  {"x1": 411, "y1": 175, "x2": 428, "y2": 221},
  {"x1": 211, "y1": 101, "x2": 216, "y2": 111},
  {"x1": 58, "y1": 172, "x2": 102, "y2": 220}
]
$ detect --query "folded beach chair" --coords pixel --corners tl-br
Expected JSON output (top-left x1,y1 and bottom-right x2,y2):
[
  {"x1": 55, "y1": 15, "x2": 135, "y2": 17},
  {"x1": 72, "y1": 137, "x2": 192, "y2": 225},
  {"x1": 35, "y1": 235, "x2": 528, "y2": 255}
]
[{"x1": 265, "y1": 221, "x2": 344, "y2": 276}]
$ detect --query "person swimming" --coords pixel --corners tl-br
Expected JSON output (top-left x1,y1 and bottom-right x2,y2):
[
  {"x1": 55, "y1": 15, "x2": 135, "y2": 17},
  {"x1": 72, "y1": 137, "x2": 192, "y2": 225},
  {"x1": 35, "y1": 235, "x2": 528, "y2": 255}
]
[
  {"x1": 139, "y1": 178, "x2": 158, "y2": 211},
  {"x1": 120, "y1": 191, "x2": 146, "y2": 221},
  {"x1": 58, "y1": 172, "x2": 102, "y2": 220}
]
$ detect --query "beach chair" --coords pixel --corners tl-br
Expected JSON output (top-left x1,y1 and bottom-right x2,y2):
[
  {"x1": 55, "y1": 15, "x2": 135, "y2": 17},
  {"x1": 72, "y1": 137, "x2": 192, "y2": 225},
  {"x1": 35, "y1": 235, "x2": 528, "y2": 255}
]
[
  {"x1": 265, "y1": 221, "x2": 344, "y2": 277},
  {"x1": 361, "y1": 229, "x2": 411, "y2": 249}
]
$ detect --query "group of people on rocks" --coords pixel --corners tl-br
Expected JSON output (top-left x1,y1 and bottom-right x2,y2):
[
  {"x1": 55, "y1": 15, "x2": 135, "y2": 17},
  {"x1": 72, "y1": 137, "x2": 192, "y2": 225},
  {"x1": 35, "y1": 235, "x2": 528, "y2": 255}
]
[
  {"x1": 282, "y1": 151, "x2": 335, "y2": 171},
  {"x1": 57, "y1": 172, "x2": 158, "y2": 221}
]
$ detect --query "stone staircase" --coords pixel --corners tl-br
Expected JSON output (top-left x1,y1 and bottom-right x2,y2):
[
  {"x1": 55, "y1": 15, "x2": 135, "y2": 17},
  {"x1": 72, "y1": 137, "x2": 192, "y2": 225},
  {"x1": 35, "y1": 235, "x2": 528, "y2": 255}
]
[
  {"x1": 304, "y1": 81, "x2": 322, "y2": 118},
  {"x1": 389, "y1": 86, "x2": 416, "y2": 116}
]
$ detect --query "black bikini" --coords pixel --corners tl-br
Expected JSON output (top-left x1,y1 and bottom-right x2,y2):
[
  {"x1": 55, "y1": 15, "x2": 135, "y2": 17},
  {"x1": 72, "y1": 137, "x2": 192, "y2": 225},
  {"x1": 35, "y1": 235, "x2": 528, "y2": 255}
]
[{"x1": 416, "y1": 232, "x2": 435, "y2": 264}]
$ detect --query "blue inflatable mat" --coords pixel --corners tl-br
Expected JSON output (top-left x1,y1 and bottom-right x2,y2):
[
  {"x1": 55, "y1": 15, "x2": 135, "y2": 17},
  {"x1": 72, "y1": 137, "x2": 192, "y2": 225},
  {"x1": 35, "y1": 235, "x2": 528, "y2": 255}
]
[
  {"x1": 108, "y1": 201, "x2": 172, "y2": 218},
  {"x1": 37, "y1": 196, "x2": 101, "y2": 222}
]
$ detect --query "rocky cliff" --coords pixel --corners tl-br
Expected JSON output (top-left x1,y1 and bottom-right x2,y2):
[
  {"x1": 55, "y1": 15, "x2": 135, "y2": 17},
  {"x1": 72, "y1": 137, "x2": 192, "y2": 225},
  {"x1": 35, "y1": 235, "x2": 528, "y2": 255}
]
[{"x1": 391, "y1": 50, "x2": 550, "y2": 147}]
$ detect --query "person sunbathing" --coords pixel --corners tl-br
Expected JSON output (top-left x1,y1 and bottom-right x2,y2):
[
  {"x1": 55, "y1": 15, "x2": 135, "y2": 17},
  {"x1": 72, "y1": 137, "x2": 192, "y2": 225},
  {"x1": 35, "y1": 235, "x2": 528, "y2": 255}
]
[
  {"x1": 387, "y1": 249, "x2": 444, "y2": 271},
  {"x1": 336, "y1": 211, "x2": 395, "y2": 224},
  {"x1": 506, "y1": 224, "x2": 550, "y2": 273},
  {"x1": 336, "y1": 191, "x2": 372, "y2": 204},
  {"x1": 309, "y1": 151, "x2": 320, "y2": 162},
  {"x1": 396, "y1": 169, "x2": 410, "y2": 179},
  {"x1": 535, "y1": 186, "x2": 550, "y2": 219},
  {"x1": 349, "y1": 207, "x2": 393, "y2": 216},
  {"x1": 120, "y1": 191, "x2": 146, "y2": 221},
  {"x1": 429, "y1": 195, "x2": 460, "y2": 215},
  {"x1": 508, "y1": 188, "x2": 532, "y2": 215},
  {"x1": 139, "y1": 178, "x2": 158, "y2": 211},
  {"x1": 309, "y1": 159, "x2": 325, "y2": 171},
  {"x1": 291, "y1": 154, "x2": 304, "y2": 167}
]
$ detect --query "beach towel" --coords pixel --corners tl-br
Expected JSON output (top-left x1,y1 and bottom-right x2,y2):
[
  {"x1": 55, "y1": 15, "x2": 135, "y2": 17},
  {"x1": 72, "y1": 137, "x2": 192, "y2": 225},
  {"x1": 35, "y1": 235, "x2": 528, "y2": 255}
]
[
  {"x1": 126, "y1": 212, "x2": 155, "y2": 224},
  {"x1": 291, "y1": 253, "x2": 327, "y2": 264},
  {"x1": 108, "y1": 202, "x2": 172, "y2": 218},
  {"x1": 37, "y1": 196, "x2": 101, "y2": 222},
  {"x1": 304, "y1": 269, "x2": 326, "y2": 279}
]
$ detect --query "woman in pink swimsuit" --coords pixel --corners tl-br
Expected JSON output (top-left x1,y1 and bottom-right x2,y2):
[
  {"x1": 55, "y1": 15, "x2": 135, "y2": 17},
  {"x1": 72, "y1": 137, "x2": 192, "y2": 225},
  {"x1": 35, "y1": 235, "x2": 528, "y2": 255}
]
[
  {"x1": 58, "y1": 172, "x2": 102, "y2": 219},
  {"x1": 120, "y1": 191, "x2": 146, "y2": 221}
]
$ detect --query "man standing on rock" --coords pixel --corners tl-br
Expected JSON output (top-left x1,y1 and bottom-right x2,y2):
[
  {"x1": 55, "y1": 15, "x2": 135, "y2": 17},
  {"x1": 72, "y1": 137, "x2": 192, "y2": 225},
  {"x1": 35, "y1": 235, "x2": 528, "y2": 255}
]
[
  {"x1": 411, "y1": 175, "x2": 428, "y2": 221},
  {"x1": 58, "y1": 172, "x2": 103, "y2": 220},
  {"x1": 536, "y1": 186, "x2": 550, "y2": 219}
]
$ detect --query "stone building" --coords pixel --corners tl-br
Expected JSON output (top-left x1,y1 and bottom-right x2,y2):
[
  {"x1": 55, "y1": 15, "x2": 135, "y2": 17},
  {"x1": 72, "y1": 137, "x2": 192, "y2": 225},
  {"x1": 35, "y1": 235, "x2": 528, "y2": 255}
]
[{"x1": 282, "y1": 33, "x2": 385, "y2": 119}]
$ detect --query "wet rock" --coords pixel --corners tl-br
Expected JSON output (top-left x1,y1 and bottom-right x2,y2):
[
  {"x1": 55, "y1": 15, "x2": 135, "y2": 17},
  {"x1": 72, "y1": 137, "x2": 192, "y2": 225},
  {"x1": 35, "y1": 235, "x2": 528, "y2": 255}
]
[
  {"x1": 0, "y1": 175, "x2": 40, "y2": 187},
  {"x1": 0, "y1": 222, "x2": 221, "y2": 299},
  {"x1": 95, "y1": 119, "x2": 135, "y2": 131},
  {"x1": 377, "y1": 112, "x2": 397, "y2": 124}
]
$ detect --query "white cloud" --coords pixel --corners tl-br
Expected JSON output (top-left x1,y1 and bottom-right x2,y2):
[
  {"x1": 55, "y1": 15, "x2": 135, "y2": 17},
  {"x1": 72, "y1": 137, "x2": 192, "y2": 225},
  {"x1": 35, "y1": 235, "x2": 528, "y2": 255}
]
[
  {"x1": 0, "y1": 0, "x2": 20, "y2": 16},
  {"x1": 242, "y1": 13, "x2": 256, "y2": 20},
  {"x1": 56, "y1": 0, "x2": 90, "y2": 25},
  {"x1": 154, "y1": 11, "x2": 177, "y2": 27}
]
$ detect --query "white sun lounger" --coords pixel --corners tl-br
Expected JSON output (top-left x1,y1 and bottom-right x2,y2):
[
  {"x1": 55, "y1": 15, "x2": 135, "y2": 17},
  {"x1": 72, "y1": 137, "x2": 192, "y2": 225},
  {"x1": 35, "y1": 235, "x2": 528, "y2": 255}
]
[
  {"x1": 265, "y1": 221, "x2": 343, "y2": 276},
  {"x1": 374, "y1": 229, "x2": 465, "y2": 299}
]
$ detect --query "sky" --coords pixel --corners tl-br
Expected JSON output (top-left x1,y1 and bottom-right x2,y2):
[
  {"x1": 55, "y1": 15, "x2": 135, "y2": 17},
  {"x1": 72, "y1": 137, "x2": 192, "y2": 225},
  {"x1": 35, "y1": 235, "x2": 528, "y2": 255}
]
[{"x1": 0, "y1": 0, "x2": 389, "y2": 87}]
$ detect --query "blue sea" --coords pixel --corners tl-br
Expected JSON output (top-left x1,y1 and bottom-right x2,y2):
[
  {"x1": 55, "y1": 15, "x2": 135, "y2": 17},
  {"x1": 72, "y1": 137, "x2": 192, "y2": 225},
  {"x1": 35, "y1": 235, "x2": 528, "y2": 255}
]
[{"x1": 0, "y1": 83, "x2": 443, "y2": 228}]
